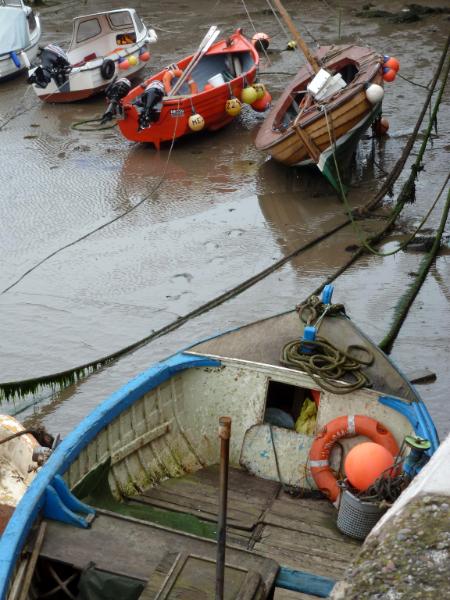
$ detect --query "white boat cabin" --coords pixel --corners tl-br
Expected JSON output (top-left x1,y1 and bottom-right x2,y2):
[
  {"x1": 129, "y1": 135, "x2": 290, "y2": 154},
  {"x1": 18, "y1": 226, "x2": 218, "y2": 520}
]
[{"x1": 66, "y1": 9, "x2": 152, "y2": 65}]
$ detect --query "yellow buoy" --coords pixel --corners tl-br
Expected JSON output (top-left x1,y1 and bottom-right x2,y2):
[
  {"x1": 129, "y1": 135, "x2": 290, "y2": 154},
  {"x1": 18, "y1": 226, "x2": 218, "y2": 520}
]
[
  {"x1": 241, "y1": 86, "x2": 258, "y2": 104},
  {"x1": 286, "y1": 40, "x2": 297, "y2": 51},
  {"x1": 252, "y1": 83, "x2": 266, "y2": 100},
  {"x1": 188, "y1": 113, "x2": 205, "y2": 132},
  {"x1": 225, "y1": 98, "x2": 242, "y2": 117},
  {"x1": 128, "y1": 55, "x2": 138, "y2": 66}
]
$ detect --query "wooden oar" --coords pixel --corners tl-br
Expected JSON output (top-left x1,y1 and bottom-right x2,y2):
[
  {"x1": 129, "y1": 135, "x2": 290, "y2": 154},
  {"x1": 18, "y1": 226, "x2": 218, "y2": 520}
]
[
  {"x1": 169, "y1": 26, "x2": 220, "y2": 96},
  {"x1": 272, "y1": 0, "x2": 320, "y2": 73}
]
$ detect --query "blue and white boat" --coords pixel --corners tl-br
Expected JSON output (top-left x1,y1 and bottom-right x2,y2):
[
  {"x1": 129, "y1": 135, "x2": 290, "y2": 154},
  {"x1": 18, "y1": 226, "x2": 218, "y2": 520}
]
[
  {"x1": 0, "y1": 287, "x2": 438, "y2": 599},
  {"x1": 0, "y1": 0, "x2": 41, "y2": 81}
]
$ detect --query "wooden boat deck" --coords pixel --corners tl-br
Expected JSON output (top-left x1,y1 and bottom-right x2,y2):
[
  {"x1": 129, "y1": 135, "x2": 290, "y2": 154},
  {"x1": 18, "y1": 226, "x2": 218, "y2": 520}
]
[
  {"x1": 39, "y1": 467, "x2": 359, "y2": 598},
  {"x1": 130, "y1": 466, "x2": 360, "y2": 581}
]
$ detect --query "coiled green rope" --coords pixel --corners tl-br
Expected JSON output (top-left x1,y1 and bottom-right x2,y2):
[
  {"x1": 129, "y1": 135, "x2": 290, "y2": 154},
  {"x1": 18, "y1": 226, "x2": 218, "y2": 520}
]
[{"x1": 280, "y1": 337, "x2": 373, "y2": 394}]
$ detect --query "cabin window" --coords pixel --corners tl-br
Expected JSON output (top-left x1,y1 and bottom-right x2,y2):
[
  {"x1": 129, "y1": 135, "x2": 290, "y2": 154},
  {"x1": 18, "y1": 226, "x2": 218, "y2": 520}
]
[
  {"x1": 108, "y1": 11, "x2": 134, "y2": 28},
  {"x1": 264, "y1": 380, "x2": 319, "y2": 433},
  {"x1": 116, "y1": 32, "x2": 137, "y2": 45},
  {"x1": 76, "y1": 19, "x2": 101, "y2": 43},
  {"x1": 134, "y1": 14, "x2": 145, "y2": 33}
]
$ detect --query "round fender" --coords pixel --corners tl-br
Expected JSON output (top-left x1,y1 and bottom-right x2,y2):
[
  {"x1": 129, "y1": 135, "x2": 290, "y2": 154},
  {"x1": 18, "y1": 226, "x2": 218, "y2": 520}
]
[{"x1": 100, "y1": 59, "x2": 115, "y2": 80}]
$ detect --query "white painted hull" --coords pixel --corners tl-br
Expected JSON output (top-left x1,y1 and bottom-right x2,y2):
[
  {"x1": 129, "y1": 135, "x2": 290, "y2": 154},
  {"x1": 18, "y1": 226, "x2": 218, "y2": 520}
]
[{"x1": 0, "y1": 16, "x2": 41, "y2": 80}]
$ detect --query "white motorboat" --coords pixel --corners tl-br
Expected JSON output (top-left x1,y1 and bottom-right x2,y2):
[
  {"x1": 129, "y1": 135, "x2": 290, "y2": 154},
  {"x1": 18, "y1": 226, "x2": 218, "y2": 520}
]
[
  {"x1": 0, "y1": 0, "x2": 41, "y2": 81},
  {"x1": 27, "y1": 8, "x2": 157, "y2": 102}
]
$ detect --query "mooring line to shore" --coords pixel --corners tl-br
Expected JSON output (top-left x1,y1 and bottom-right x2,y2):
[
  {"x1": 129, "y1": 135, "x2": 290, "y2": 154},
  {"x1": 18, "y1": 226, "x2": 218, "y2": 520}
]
[
  {"x1": 1, "y1": 37, "x2": 449, "y2": 401},
  {"x1": 378, "y1": 181, "x2": 450, "y2": 354}
]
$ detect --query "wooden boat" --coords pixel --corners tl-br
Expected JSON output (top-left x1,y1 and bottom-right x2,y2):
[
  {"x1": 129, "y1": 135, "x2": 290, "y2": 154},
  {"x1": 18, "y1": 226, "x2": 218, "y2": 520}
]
[
  {"x1": 255, "y1": 44, "x2": 384, "y2": 192},
  {"x1": 113, "y1": 29, "x2": 259, "y2": 148},
  {"x1": 27, "y1": 9, "x2": 157, "y2": 103},
  {"x1": 0, "y1": 0, "x2": 41, "y2": 81},
  {"x1": 0, "y1": 287, "x2": 439, "y2": 599},
  {"x1": 255, "y1": 0, "x2": 389, "y2": 192}
]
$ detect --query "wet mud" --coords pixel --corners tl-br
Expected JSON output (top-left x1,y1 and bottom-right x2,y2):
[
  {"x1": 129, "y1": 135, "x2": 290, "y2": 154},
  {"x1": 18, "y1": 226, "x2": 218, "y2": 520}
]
[{"x1": 0, "y1": 1, "x2": 449, "y2": 437}]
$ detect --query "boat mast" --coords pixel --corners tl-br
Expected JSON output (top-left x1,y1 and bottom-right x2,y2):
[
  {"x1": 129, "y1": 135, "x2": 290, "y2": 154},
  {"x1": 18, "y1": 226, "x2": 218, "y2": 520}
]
[{"x1": 271, "y1": 0, "x2": 320, "y2": 73}]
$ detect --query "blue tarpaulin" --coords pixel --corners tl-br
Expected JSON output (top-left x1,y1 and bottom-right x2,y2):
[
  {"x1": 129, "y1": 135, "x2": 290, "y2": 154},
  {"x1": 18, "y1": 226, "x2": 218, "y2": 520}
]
[{"x1": 0, "y1": 7, "x2": 30, "y2": 55}]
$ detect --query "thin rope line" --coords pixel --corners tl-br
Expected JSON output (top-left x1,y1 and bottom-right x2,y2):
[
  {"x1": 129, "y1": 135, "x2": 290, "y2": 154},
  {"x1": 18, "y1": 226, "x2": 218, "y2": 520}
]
[{"x1": 1, "y1": 103, "x2": 182, "y2": 295}]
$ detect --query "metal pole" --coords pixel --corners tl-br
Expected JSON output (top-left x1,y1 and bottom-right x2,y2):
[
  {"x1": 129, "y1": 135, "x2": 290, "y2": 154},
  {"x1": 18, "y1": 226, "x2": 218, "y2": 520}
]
[{"x1": 216, "y1": 416, "x2": 231, "y2": 600}]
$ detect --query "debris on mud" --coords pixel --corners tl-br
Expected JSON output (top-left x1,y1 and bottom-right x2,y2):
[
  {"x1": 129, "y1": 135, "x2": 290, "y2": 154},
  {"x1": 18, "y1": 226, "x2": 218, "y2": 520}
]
[{"x1": 357, "y1": 4, "x2": 450, "y2": 23}]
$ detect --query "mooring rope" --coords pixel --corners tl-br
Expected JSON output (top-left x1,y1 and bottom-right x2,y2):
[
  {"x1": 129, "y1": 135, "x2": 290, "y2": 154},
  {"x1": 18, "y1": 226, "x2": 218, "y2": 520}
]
[
  {"x1": 379, "y1": 181, "x2": 450, "y2": 354},
  {"x1": 1, "y1": 103, "x2": 182, "y2": 296}
]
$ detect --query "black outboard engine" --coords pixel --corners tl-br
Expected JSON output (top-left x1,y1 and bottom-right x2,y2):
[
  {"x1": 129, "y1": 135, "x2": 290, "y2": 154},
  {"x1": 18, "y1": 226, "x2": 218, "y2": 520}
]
[
  {"x1": 101, "y1": 77, "x2": 132, "y2": 123},
  {"x1": 28, "y1": 44, "x2": 71, "y2": 89},
  {"x1": 136, "y1": 80, "x2": 164, "y2": 130}
]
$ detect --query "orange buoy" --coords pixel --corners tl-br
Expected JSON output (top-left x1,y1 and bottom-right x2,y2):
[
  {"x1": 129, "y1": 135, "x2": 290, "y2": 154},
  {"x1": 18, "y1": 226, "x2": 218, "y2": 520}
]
[
  {"x1": 373, "y1": 116, "x2": 390, "y2": 136},
  {"x1": 252, "y1": 32, "x2": 270, "y2": 52},
  {"x1": 309, "y1": 415, "x2": 399, "y2": 503},
  {"x1": 345, "y1": 442, "x2": 396, "y2": 491},
  {"x1": 203, "y1": 83, "x2": 215, "y2": 92},
  {"x1": 139, "y1": 51, "x2": 150, "y2": 62},
  {"x1": 251, "y1": 89, "x2": 272, "y2": 112},
  {"x1": 384, "y1": 56, "x2": 400, "y2": 72},
  {"x1": 119, "y1": 59, "x2": 130, "y2": 70},
  {"x1": 383, "y1": 68, "x2": 396, "y2": 82}
]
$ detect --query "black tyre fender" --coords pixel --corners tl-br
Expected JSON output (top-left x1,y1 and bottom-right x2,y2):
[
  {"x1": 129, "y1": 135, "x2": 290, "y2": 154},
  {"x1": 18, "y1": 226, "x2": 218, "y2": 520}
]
[{"x1": 100, "y1": 59, "x2": 115, "y2": 80}]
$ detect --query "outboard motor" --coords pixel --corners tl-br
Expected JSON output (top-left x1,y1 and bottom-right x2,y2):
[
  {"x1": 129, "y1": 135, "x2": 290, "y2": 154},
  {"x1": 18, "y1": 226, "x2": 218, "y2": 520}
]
[
  {"x1": 28, "y1": 44, "x2": 71, "y2": 89},
  {"x1": 101, "y1": 77, "x2": 132, "y2": 124},
  {"x1": 136, "y1": 80, "x2": 164, "y2": 130}
]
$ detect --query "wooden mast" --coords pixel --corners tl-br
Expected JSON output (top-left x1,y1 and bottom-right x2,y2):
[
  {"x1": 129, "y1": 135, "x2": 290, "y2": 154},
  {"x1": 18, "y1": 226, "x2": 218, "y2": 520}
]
[{"x1": 271, "y1": 0, "x2": 320, "y2": 73}]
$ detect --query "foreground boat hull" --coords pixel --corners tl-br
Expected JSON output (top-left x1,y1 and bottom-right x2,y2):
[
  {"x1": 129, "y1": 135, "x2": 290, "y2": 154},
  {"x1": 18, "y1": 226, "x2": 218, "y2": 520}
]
[{"x1": 0, "y1": 296, "x2": 439, "y2": 598}]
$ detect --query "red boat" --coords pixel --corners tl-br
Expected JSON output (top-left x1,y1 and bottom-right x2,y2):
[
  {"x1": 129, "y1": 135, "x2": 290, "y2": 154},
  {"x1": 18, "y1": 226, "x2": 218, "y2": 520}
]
[{"x1": 110, "y1": 29, "x2": 259, "y2": 148}]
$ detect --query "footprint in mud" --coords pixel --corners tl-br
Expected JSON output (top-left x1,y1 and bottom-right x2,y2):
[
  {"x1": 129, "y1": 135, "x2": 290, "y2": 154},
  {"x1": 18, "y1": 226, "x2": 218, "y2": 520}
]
[
  {"x1": 227, "y1": 229, "x2": 245, "y2": 238},
  {"x1": 204, "y1": 241, "x2": 220, "y2": 251},
  {"x1": 172, "y1": 273, "x2": 193, "y2": 283},
  {"x1": 166, "y1": 291, "x2": 193, "y2": 300}
]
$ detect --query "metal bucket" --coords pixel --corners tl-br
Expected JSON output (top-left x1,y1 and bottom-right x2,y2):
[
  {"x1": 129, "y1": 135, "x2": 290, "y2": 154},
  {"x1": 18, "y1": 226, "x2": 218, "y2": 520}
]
[{"x1": 337, "y1": 489, "x2": 386, "y2": 540}]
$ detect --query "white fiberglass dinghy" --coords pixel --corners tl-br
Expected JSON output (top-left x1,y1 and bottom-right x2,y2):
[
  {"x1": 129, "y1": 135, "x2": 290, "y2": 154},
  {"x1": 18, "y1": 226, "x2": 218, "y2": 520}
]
[{"x1": 28, "y1": 8, "x2": 157, "y2": 102}]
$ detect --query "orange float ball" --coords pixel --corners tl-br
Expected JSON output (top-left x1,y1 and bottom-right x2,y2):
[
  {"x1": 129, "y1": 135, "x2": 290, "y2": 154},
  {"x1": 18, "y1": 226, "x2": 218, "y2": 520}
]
[
  {"x1": 345, "y1": 442, "x2": 395, "y2": 491},
  {"x1": 383, "y1": 68, "x2": 396, "y2": 82},
  {"x1": 384, "y1": 57, "x2": 400, "y2": 72},
  {"x1": 252, "y1": 32, "x2": 270, "y2": 52},
  {"x1": 119, "y1": 59, "x2": 130, "y2": 70},
  {"x1": 203, "y1": 83, "x2": 214, "y2": 91},
  {"x1": 251, "y1": 89, "x2": 272, "y2": 112},
  {"x1": 139, "y1": 51, "x2": 150, "y2": 62}
]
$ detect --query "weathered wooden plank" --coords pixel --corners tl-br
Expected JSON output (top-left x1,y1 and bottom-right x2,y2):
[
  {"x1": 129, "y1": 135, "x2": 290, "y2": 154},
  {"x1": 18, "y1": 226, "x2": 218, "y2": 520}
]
[
  {"x1": 274, "y1": 588, "x2": 323, "y2": 600},
  {"x1": 258, "y1": 525, "x2": 357, "y2": 563},
  {"x1": 253, "y1": 542, "x2": 347, "y2": 579},
  {"x1": 263, "y1": 511, "x2": 358, "y2": 544}
]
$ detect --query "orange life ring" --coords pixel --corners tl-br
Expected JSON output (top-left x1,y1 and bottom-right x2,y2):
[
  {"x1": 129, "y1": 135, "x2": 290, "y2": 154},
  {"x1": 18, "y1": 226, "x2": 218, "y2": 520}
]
[
  {"x1": 162, "y1": 68, "x2": 197, "y2": 95},
  {"x1": 309, "y1": 415, "x2": 399, "y2": 503}
]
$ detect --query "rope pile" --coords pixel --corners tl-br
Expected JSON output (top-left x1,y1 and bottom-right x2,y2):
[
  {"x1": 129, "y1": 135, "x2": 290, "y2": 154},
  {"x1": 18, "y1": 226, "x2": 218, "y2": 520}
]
[{"x1": 280, "y1": 294, "x2": 374, "y2": 394}]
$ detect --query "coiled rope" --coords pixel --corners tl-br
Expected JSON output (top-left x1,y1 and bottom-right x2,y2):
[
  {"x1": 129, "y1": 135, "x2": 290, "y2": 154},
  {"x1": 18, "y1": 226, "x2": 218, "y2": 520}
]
[{"x1": 280, "y1": 295, "x2": 374, "y2": 394}]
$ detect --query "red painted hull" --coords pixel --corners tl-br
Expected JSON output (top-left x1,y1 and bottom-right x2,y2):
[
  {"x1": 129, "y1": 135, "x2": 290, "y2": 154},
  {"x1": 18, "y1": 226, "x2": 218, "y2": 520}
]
[{"x1": 117, "y1": 31, "x2": 259, "y2": 147}]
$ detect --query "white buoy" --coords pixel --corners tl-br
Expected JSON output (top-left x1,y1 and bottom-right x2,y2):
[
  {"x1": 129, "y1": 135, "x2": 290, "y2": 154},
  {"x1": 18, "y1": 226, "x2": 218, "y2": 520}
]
[{"x1": 365, "y1": 83, "x2": 384, "y2": 105}]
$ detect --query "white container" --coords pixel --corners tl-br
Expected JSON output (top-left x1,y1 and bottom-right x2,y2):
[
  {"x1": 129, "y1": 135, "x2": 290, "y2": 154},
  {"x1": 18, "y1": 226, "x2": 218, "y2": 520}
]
[{"x1": 208, "y1": 73, "x2": 225, "y2": 87}]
